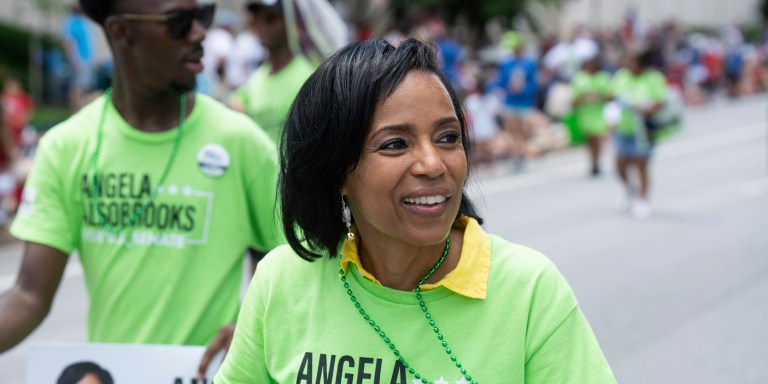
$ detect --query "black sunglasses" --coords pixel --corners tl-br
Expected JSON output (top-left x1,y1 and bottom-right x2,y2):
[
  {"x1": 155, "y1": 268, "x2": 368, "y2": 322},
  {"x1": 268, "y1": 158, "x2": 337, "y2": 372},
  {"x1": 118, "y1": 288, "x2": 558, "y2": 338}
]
[{"x1": 117, "y1": 3, "x2": 216, "y2": 39}]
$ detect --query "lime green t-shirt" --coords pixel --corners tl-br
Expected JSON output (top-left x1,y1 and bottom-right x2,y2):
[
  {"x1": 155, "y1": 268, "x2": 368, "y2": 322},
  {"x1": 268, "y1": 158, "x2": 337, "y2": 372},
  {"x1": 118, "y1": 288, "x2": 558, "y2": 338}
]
[
  {"x1": 611, "y1": 68, "x2": 667, "y2": 135},
  {"x1": 215, "y1": 220, "x2": 616, "y2": 383},
  {"x1": 571, "y1": 70, "x2": 611, "y2": 135},
  {"x1": 231, "y1": 56, "x2": 315, "y2": 143},
  {"x1": 11, "y1": 94, "x2": 283, "y2": 346}
]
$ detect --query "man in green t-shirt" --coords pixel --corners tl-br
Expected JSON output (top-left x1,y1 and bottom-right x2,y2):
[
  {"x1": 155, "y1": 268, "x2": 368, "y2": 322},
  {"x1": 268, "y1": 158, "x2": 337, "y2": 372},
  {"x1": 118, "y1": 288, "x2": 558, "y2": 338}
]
[
  {"x1": 229, "y1": 0, "x2": 315, "y2": 144},
  {"x1": 0, "y1": 0, "x2": 282, "y2": 378}
]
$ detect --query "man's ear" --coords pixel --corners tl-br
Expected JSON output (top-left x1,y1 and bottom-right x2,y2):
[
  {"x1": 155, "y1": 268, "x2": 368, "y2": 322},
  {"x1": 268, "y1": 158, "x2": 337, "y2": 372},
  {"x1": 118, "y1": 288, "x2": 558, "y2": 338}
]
[{"x1": 104, "y1": 16, "x2": 133, "y2": 47}]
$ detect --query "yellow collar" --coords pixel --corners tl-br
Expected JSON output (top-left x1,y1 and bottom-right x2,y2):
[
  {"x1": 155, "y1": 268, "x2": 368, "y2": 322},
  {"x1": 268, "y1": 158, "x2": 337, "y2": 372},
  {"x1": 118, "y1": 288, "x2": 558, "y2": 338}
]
[{"x1": 339, "y1": 216, "x2": 490, "y2": 299}]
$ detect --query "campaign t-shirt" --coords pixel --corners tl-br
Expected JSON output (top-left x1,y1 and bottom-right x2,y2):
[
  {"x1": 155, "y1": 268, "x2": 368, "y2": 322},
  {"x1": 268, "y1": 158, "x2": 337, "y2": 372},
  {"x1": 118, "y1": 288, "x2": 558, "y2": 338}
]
[
  {"x1": 571, "y1": 70, "x2": 611, "y2": 135},
  {"x1": 231, "y1": 56, "x2": 315, "y2": 143},
  {"x1": 11, "y1": 94, "x2": 283, "y2": 345},
  {"x1": 611, "y1": 69, "x2": 667, "y2": 135},
  {"x1": 215, "y1": 217, "x2": 616, "y2": 383}
]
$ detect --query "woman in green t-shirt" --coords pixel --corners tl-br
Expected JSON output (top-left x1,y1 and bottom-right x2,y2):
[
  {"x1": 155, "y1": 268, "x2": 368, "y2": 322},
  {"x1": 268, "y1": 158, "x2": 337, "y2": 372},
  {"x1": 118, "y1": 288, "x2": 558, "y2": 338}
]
[
  {"x1": 608, "y1": 49, "x2": 667, "y2": 220},
  {"x1": 215, "y1": 38, "x2": 616, "y2": 384},
  {"x1": 571, "y1": 56, "x2": 612, "y2": 176}
]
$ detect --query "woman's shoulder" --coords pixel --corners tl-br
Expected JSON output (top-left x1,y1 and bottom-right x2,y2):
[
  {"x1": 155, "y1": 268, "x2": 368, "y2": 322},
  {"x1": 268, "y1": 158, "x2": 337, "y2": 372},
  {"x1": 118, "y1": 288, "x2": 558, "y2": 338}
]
[
  {"x1": 257, "y1": 244, "x2": 336, "y2": 281},
  {"x1": 486, "y1": 234, "x2": 561, "y2": 277},
  {"x1": 485, "y1": 234, "x2": 577, "y2": 308}
]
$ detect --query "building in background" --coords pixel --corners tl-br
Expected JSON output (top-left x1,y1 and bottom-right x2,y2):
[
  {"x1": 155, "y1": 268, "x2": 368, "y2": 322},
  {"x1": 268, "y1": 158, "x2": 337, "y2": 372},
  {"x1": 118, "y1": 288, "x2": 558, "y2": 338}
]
[{"x1": 532, "y1": 0, "x2": 762, "y2": 37}]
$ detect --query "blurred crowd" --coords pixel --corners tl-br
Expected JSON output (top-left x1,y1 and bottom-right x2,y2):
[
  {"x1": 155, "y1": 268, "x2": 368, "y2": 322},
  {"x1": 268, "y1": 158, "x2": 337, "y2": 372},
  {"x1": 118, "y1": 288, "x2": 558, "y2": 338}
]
[
  {"x1": 3, "y1": 3, "x2": 768, "y2": 223},
  {"x1": 397, "y1": 13, "x2": 768, "y2": 172}
]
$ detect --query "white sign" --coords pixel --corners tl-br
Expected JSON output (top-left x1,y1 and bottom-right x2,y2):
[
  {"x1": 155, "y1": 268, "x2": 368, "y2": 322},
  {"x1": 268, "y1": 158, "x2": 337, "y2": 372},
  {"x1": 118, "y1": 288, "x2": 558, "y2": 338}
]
[{"x1": 27, "y1": 343, "x2": 222, "y2": 384}]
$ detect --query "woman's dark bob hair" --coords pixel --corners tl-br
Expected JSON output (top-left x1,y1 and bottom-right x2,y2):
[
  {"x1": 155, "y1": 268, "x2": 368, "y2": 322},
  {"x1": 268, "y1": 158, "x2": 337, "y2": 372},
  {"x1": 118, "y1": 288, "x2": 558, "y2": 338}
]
[{"x1": 280, "y1": 38, "x2": 482, "y2": 261}]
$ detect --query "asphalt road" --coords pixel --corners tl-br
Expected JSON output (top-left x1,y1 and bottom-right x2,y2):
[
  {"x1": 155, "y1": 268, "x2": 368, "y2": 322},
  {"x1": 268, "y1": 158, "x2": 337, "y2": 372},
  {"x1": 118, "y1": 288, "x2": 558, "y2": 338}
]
[{"x1": 1, "y1": 94, "x2": 766, "y2": 383}]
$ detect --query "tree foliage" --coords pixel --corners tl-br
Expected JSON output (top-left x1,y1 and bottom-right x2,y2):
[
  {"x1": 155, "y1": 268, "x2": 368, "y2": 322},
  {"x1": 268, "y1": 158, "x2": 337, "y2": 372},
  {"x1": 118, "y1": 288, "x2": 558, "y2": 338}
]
[
  {"x1": 30, "y1": 0, "x2": 66, "y2": 15},
  {"x1": 761, "y1": 0, "x2": 768, "y2": 23}
]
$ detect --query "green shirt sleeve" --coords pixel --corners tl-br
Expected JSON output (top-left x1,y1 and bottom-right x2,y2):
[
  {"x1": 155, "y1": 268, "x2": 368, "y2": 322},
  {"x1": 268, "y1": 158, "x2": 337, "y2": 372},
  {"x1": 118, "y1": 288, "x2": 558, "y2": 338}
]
[
  {"x1": 525, "y1": 307, "x2": 616, "y2": 383},
  {"x1": 245, "y1": 128, "x2": 284, "y2": 252},
  {"x1": 523, "y1": 254, "x2": 617, "y2": 383},
  {"x1": 10, "y1": 132, "x2": 78, "y2": 254},
  {"x1": 214, "y1": 251, "x2": 274, "y2": 383},
  {"x1": 645, "y1": 71, "x2": 668, "y2": 102},
  {"x1": 609, "y1": 69, "x2": 626, "y2": 97},
  {"x1": 571, "y1": 72, "x2": 588, "y2": 97}
]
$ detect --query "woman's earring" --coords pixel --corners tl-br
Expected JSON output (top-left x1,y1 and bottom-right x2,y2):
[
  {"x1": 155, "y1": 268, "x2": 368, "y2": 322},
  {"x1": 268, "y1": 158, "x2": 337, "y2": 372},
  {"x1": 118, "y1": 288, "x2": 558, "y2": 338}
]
[{"x1": 341, "y1": 196, "x2": 355, "y2": 241}]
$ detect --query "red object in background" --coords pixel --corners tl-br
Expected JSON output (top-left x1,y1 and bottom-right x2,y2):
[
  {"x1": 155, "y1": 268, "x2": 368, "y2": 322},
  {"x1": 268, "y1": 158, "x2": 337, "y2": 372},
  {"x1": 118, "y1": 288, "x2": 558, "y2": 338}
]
[
  {"x1": 2, "y1": 91, "x2": 34, "y2": 146},
  {"x1": 702, "y1": 52, "x2": 723, "y2": 85},
  {"x1": 356, "y1": 27, "x2": 373, "y2": 41},
  {"x1": 2, "y1": 86, "x2": 34, "y2": 208},
  {"x1": 665, "y1": 62, "x2": 686, "y2": 89}
]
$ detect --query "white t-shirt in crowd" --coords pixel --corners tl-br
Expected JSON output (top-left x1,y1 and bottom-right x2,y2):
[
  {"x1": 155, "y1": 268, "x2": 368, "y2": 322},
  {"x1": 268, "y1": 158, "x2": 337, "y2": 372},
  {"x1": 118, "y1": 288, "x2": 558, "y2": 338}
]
[
  {"x1": 201, "y1": 27, "x2": 235, "y2": 85},
  {"x1": 226, "y1": 31, "x2": 266, "y2": 88},
  {"x1": 465, "y1": 92, "x2": 501, "y2": 142}
]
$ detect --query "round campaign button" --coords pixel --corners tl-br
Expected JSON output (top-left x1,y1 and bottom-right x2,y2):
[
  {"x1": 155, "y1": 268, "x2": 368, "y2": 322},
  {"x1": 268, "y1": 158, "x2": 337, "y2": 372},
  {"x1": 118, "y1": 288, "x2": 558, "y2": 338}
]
[{"x1": 197, "y1": 144, "x2": 230, "y2": 177}]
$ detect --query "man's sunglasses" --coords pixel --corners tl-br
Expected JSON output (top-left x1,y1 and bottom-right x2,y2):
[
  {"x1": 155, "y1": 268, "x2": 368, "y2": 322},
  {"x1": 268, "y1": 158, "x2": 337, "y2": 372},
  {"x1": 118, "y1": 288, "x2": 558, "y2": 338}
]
[{"x1": 117, "y1": 3, "x2": 216, "y2": 39}]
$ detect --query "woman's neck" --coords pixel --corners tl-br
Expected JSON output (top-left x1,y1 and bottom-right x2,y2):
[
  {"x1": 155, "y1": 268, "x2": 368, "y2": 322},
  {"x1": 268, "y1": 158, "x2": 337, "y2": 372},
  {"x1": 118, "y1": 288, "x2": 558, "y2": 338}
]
[{"x1": 357, "y1": 228, "x2": 463, "y2": 291}]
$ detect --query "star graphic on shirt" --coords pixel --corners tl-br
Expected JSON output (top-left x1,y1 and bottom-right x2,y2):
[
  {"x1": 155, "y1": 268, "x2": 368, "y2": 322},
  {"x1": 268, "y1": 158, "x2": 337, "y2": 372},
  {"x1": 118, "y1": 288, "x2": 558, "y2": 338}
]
[{"x1": 411, "y1": 376, "x2": 471, "y2": 384}]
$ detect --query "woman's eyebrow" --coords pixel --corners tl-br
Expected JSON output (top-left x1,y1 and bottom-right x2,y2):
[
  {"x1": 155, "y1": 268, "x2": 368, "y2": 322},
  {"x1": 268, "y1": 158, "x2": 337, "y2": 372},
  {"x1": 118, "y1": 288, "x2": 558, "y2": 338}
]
[
  {"x1": 369, "y1": 123, "x2": 413, "y2": 141},
  {"x1": 434, "y1": 116, "x2": 460, "y2": 127}
]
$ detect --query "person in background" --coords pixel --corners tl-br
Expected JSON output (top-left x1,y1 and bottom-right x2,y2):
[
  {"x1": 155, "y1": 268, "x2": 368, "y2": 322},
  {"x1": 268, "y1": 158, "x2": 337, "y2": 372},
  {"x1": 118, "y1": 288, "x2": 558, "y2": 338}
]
[
  {"x1": 198, "y1": 9, "x2": 237, "y2": 100},
  {"x1": 1, "y1": 76, "x2": 34, "y2": 147},
  {"x1": 430, "y1": 18, "x2": 465, "y2": 94},
  {"x1": 0, "y1": 1, "x2": 283, "y2": 381},
  {"x1": 229, "y1": 0, "x2": 315, "y2": 144},
  {"x1": 609, "y1": 49, "x2": 669, "y2": 220},
  {"x1": 61, "y1": 4, "x2": 96, "y2": 110},
  {"x1": 496, "y1": 31, "x2": 537, "y2": 171},
  {"x1": 0, "y1": 76, "x2": 35, "y2": 217},
  {"x1": 225, "y1": 20, "x2": 265, "y2": 90},
  {"x1": 215, "y1": 38, "x2": 616, "y2": 384},
  {"x1": 571, "y1": 56, "x2": 612, "y2": 177},
  {"x1": 464, "y1": 75, "x2": 502, "y2": 168}
]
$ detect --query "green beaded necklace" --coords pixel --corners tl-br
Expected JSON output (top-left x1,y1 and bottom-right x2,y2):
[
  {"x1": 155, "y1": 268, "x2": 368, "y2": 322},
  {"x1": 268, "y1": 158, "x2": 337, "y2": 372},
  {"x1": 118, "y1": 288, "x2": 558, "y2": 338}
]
[
  {"x1": 90, "y1": 88, "x2": 186, "y2": 235},
  {"x1": 339, "y1": 237, "x2": 478, "y2": 384}
]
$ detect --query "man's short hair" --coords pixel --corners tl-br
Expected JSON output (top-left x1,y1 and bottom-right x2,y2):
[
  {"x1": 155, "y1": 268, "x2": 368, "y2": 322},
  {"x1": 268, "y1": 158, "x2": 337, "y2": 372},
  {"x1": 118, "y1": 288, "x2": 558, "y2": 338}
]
[
  {"x1": 79, "y1": 0, "x2": 119, "y2": 26},
  {"x1": 246, "y1": 0, "x2": 283, "y2": 15}
]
